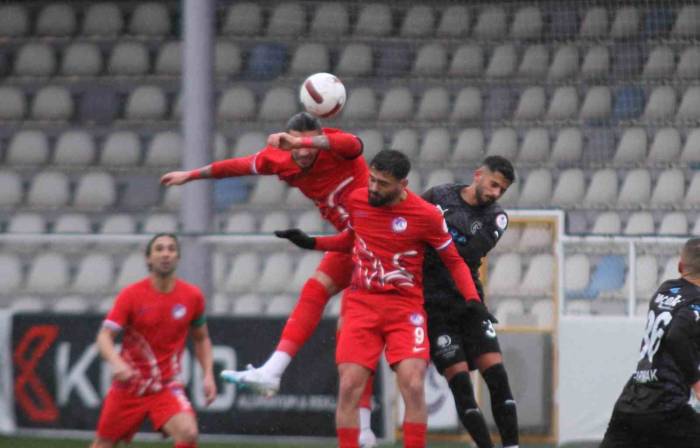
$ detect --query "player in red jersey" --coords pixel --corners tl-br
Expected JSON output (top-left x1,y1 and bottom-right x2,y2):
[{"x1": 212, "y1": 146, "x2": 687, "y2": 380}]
[
  {"x1": 276, "y1": 150, "x2": 493, "y2": 448},
  {"x1": 91, "y1": 234, "x2": 216, "y2": 448},
  {"x1": 160, "y1": 112, "x2": 378, "y2": 446}
]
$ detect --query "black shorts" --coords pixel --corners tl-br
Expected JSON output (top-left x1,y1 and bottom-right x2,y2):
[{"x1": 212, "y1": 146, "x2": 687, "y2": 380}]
[
  {"x1": 425, "y1": 302, "x2": 501, "y2": 373},
  {"x1": 600, "y1": 406, "x2": 700, "y2": 448}
]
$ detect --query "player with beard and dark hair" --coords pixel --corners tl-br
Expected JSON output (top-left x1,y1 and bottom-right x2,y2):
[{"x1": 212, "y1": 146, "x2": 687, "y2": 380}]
[
  {"x1": 422, "y1": 156, "x2": 519, "y2": 448},
  {"x1": 600, "y1": 238, "x2": 700, "y2": 448}
]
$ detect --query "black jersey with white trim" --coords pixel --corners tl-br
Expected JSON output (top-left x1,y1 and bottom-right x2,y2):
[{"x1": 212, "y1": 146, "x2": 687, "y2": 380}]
[
  {"x1": 615, "y1": 278, "x2": 700, "y2": 414},
  {"x1": 421, "y1": 183, "x2": 508, "y2": 305}
]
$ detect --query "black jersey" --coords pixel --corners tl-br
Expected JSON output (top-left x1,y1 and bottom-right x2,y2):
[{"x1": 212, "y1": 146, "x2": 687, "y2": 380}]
[
  {"x1": 422, "y1": 183, "x2": 508, "y2": 306},
  {"x1": 614, "y1": 278, "x2": 700, "y2": 414}
]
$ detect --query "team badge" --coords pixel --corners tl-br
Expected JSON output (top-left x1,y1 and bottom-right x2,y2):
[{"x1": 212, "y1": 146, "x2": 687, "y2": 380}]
[
  {"x1": 172, "y1": 304, "x2": 187, "y2": 320},
  {"x1": 436, "y1": 335, "x2": 452, "y2": 348},
  {"x1": 392, "y1": 217, "x2": 408, "y2": 233},
  {"x1": 496, "y1": 214, "x2": 508, "y2": 230},
  {"x1": 409, "y1": 312, "x2": 424, "y2": 326}
]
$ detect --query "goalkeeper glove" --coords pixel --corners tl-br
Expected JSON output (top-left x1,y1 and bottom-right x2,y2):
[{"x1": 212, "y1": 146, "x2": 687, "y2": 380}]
[
  {"x1": 274, "y1": 228, "x2": 316, "y2": 250},
  {"x1": 455, "y1": 300, "x2": 498, "y2": 324}
]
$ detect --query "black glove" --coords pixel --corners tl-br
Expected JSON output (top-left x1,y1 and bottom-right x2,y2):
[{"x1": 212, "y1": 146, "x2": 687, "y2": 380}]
[
  {"x1": 274, "y1": 228, "x2": 316, "y2": 250},
  {"x1": 455, "y1": 300, "x2": 499, "y2": 324}
]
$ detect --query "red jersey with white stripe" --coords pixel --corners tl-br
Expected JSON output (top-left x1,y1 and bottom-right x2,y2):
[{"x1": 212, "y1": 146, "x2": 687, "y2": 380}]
[
  {"x1": 211, "y1": 128, "x2": 367, "y2": 231},
  {"x1": 104, "y1": 278, "x2": 205, "y2": 396}
]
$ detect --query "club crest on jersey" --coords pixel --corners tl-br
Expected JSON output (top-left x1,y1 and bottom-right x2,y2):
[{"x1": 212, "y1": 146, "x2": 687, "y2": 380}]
[
  {"x1": 496, "y1": 214, "x2": 508, "y2": 230},
  {"x1": 409, "y1": 312, "x2": 424, "y2": 326},
  {"x1": 172, "y1": 304, "x2": 187, "y2": 320},
  {"x1": 392, "y1": 217, "x2": 408, "y2": 233},
  {"x1": 436, "y1": 335, "x2": 452, "y2": 348}
]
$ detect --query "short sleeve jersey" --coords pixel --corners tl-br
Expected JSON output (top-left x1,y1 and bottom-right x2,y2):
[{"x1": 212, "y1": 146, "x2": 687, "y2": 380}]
[
  {"x1": 104, "y1": 277, "x2": 206, "y2": 395},
  {"x1": 345, "y1": 187, "x2": 453, "y2": 305}
]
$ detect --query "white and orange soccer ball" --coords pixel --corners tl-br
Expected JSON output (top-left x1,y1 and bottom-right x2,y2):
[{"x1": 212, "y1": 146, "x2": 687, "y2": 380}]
[{"x1": 299, "y1": 72, "x2": 346, "y2": 118}]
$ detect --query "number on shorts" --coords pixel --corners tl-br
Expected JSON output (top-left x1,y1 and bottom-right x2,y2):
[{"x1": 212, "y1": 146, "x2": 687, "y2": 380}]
[{"x1": 414, "y1": 327, "x2": 425, "y2": 345}]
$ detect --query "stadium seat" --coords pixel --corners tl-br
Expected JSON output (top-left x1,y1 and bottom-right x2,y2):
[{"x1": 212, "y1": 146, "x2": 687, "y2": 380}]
[
  {"x1": 376, "y1": 44, "x2": 412, "y2": 77},
  {"x1": 548, "y1": 45, "x2": 578, "y2": 80},
  {"x1": 0, "y1": 171, "x2": 22, "y2": 207},
  {"x1": 390, "y1": 129, "x2": 419, "y2": 159},
  {"x1": 311, "y1": 2, "x2": 349, "y2": 36},
  {"x1": 285, "y1": 185, "x2": 313, "y2": 208},
  {"x1": 418, "y1": 128, "x2": 450, "y2": 162},
  {"x1": 617, "y1": 169, "x2": 651, "y2": 208},
  {"x1": 356, "y1": 129, "x2": 383, "y2": 161},
  {"x1": 249, "y1": 176, "x2": 286, "y2": 204},
  {"x1": 685, "y1": 172, "x2": 700, "y2": 209},
  {"x1": 585, "y1": 255, "x2": 626, "y2": 298},
  {"x1": 580, "y1": 86, "x2": 612, "y2": 121},
  {"x1": 335, "y1": 44, "x2": 373, "y2": 77},
  {"x1": 36, "y1": 3, "x2": 76, "y2": 36},
  {"x1": 223, "y1": 212, "x2": 256, "y2": 233},
  {"x1": 155, "y1": 42, "x2": 181, "y2": 75},
  {"x1": 417, "y1": 88, "x2": 449, "y2": 121},
  {"x1": 212, "y1": 253, "x2": 226, "y2": 288},
  {"x1": 257, "y1": 252, "x2": 293, "y2": 294},
  {"x1": 644, "y1": 7, "x2": 674, "y2": 37},
  {"x1": 452, "y1": 129, "x2": 484, "y2": 162},
  {"x1": 53, "y1": 297, "x2": 91, "y2": 313},
  {"x1": 624, "y1": 211, "x2": 655, "y2": 235},
  {"x1": 248, "y1": 43, "x2": 288, "y2": 80},
  {"x1": 379, "y1": 88, "x2": 414, "y2": 121},
  {"x1": 514, "y1": 87, "x2": 545, "y2": 120},
  {"x1": 101, "y1": 131, "x2": 141, "y2": 166},
  {"x1": 531, "y1": 299, "x2": 554, "y2": 327},
  {"x1": 694, "y1": 218, "x2": 700, "y2": 236},
  {"x1": 613, "y1": 86, "x2": 644, "y2": 120},
  {"x1": 15, "y1": 43, "x2": 56, "y2": 77},
  {"x1": 487, "y1": 253, "x2": 522, "y2": 296},
  {"x1": 79, "y1": 87, "x2": 119, "y2": 125},
  {"x1": 413, "y1": 44, "x2": 448, "y2": 76},
  {"x1": 611, "y1": 6, "x2": 640, "y2": 38},
  {"x1": 634, "y1": 255, "x2": 659, "y2": 298},
  {"x1": 551, "y1": 169, "x2": 585, "y2": 207},
  {"x1": 232, "y1": 294, "x2": 264, "y2": 316},
  {"x1": 661, "y1": 256, "x2": 680, "y2": 281},
  {"x1": 27, "y1": 171, "x2": 69, "y2": 207},
  {"x1": 54, "y1": 213, "x2": 91, "y2": 234},
  {"x1": 436, "y1": 4, "x2": 469, "y2": 36},
  {"x1": 10, "y1": 297, "x2": 46, "y2": 313},
  {"x1": 650, "y1": 169, "x2": 684, "y2": 207},
  {"x1": 287, "y1": 251, "x2": 323, "y2": 293},
  {"x1": 474, "y1": 6, "x2": 506, "y2": 39},
  {"x1": 26, "y1": 253, "x2": 69, "y2": 294},
  {"x1": 648, "y1": 128, "x2": 681, "y2": 163},
  {"x1": 295, "y1": 210, "x2": 323, "y2": 233},
  {"x1": 657, "y1": 212, "x2": 688, "y2": 235},
  {"x1": 583, "y1": 169, "x2": 618, "y2": 208},
  {"x1": 546, "y1": 87, "x2": 578, "y2": 120},
  {"x1": 677, "y1": 87, "x2": 700, "y2": 121},
  {"x1": 591, "y1": 211, "x2": 622, "y2": 234},
  {"x1": 0, "y1": 87, "x2": 26, "y2": 120},
  {"x1": 672, "y1": 5, "x2": 700, "y2": 37},
  {"x1": 520, "y1": 254, "x2": 555, "y2": 296},
  {"x1": 72, "y1": 254, "x2": 114, "y2": 294},
  {"x1": 54, "y1": 131, "x2": 95, "y2": 166},
  {"x1": 266, "y1": 295, "x2": 296, "y2": 317},
  {"x1": 485, "y1": 44, "x2": 516, "y2": 78},
  {"x1": 612, "y1": 44, "x2": 642, "y2": 78},
  {"x1": 129, "y1": 2, "x2": 171, "y2": 36},
  {"x1": 161, "y1": 185, "x2": 181, "y2": 211},
  {"x1": 549, "y1": 7, "x2": 578, "y2": 38},
  {"x1": 0, "y1": 4, "x2": 28, "y2": 36},
  {"x1": 0, "y1": 254, "x2": 22, "y2": 293},
  {"x1": 519, "y1": 224, "x2": 553, "y2": 250},
  {"x1": 643, "y1": 86, "x2": 677, "y2": 120},
  {"x1": 222, "y1": 2, "x2": 261, "y2": 35},
  {"x1": 565, "y1": 254, "x2": 591, "y2": 295},
  {"x1": 83, "y1": 2, "x2": 123, "y2": 36},
  {"x1": 7, "y1": 130, "x2": 49, "y2": 165},
  {"x1": 485, "y1": 128, "x2": 518, "y2": 160},
  {"x1": 551, "y1": 128, "x2": 583, "y2": 163},
  {"x1": 494, "y1": 299, "x2": 525, "y2": 325},
  {"x1": 143, "y1": 214, "x2": 178, "y2": 233},
  {"x1": 518, "y1": 169, "x2": 552, "y2": 207},
  {"x1": 74, "y1": 172, "x2": 116, "y2": 209},
  {"x1": 119, "y1": 174, "x2": 159, "y2": 210},
  {"x1": 8, "y1": 213, "x2": 46, "y2": 234},
  {"x1": 642, "y1": 46, "x2": 674, "y2": 79},
  {"x1": 518, "y1": 45, "x2": 548, "y2": 78},
  {"x1": 581, "y1": 46, "x2": 610, "y2": 79},
  {"x1": 511, "y1": 6, "x2": 542, "y2": 39},
  {"x1": 108, "y1": 42, "x2": 149, "y2": 75},
  {"x1": 268, "y1": 2, "x2": 305, "y2": 37},
  {"x1": 681, "y1": 129, "x2": 700, "y2": 164},
  {"x1": 224, "y1": 252, "x2": 260, "y2": 293},
  {"x1": 354, "y1": 3, "x2": 392, "y2": 36},
  {"x1": 145, "y1": 131, "x2": 182, "y2": 166},
  {"x1": 290, "y1": 43, "x2": 330, "y2": 75},
  {"x1": 31, "y1": 86, "x2": 73, "y2": 121},
  {"x1": 424, "y1": 169, "x2": 455, "y2": 190},
  {"x1": 613, "y1": 128, "x2": 647, "y2": 165},
  {"x1": 62, "y1": 43, "x2": 102, "y2": 76},
  {"x1": 484, "y1": 87, "x2": 513, "y2": 121},
  {"x1": 676, "y1": 47, "x2": 700, "y2": 79},
  {"x1": 401, "y1": 5, "x2": 434, "y2": 37},
  {"x1": 125, "y1": 86, "x2": 167, "y2": 120},
  {"x1": 259, "y1": 87, "x2": 296, "y2": 121},
  {"x1": 260, "y1": 211, "x2": 290, "y2": 233},
  {"x1": 451, "y1": 87, "x2": 481, "y2": 121},
  {"x1": 100, "y1": 214, "x2": 137, "y2": 234},
  {"x1": 214, "y1": 42, "x2": 243, "y2": 77},
  {"x1": 233, "y1": 132, "x2": 266, "y2": 157},
  {"x1": 517, "y1": 128, "x2": 550, "y2": 164},
  {"x1": 498, "y1": 181, "x2": 519, "y2": 207},
  {"x1": 449, "y1": 45, "x2": 483, "y2": 77},
  {"x1": 116, "y1": 252, "x2": 148, "y2": 289},
  {"x1": 218, "y1": 87, "x2": 256, "y2": 121}
]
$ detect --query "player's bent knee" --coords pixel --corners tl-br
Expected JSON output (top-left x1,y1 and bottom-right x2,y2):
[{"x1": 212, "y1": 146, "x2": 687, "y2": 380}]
[{"x1": 173, "y1": 424, "x2": 198, "y2": 443}]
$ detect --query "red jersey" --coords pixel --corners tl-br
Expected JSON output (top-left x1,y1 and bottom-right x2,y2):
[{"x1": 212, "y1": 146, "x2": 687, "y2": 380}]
[
  {"x1": 315, "y1": 188, "x2": 480, "y2": 306},
  {"x1": 211, "y1": 128, "x2": 368, "y2": 231},
  {"x1": 103, "y1": 277, "x2": 206, "y2": 396}
]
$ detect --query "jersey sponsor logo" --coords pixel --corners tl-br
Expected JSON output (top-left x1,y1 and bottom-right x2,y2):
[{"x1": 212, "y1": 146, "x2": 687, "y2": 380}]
[
  {"x1": 172, "y1": 304, "x2": 187, "y2": 320},
  {"x1": 470, "y1": 220, "x2": 483, "y2": 235},
  {"x1": 409, "y1": 312, "x2": 425, "y2": 326},
  {"x1": 496, "y1": 214, "x2": 508, "y2": 230},
  {"x1": 669, "y1": 287, "x2": 681, "y2": 294},
  {"x1": 436, "y1": 335, "x2": 452, "y2": 348},
  {"x1": 653, "y1": 293, "x2": 683, "y2": 310},
  {"x1": 391, "y1": 216, "x2": 408, "y2": 233}
]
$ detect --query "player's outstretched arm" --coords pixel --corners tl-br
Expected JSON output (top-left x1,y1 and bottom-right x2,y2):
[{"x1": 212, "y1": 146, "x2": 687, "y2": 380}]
[
  {"x1": 160, "y1": 165, "x2": 213, "y2": 186},
  {"x1": 191, "y1": 324, "x2": 217, "y2": 405},
  {"x1": 95, "y1": 327, "x2": 137, "y2": 382},
  {"x1": 268, "y1": 131, "x2": 362, "y2": 159},
  {"x1": 275, "y1": 227, "x2": 355, "y2": 253}
]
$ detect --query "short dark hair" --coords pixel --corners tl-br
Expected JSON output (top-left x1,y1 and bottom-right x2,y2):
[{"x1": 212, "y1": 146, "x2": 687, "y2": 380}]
[
  {"x1": 286, "y1": 112, "x2": 322, "y2": 133},
  {"x1": 146, "y1": 233, "x2": 179, "y2": 257},
  {"x1": 370, "y1": 149, "x2": 411, "y2": 180},
  {"x1": 682, "y1": 237, "x2": 700, "y2": 278},
  {"x1": 482, "y1": 155, "x2": 515, "y2": 183}
]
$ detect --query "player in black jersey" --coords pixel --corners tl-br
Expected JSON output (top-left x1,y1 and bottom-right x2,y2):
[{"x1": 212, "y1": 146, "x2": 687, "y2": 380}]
[
  {"x1": 422, "y1": 156, "x2": 518, "y2": 448},
  {"x1": 600, "y1": 237, "x2": 700, "y2": 448}
]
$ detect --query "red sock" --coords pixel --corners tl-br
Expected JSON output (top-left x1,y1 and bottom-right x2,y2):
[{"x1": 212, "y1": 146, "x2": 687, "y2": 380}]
[
  {"x1": 174, "y1": 443, "x2": 196, "y2": 448},
  {"x1": 278, "y1": 278, "x2": 330, "y2": 356},
  {"x1": 403, "y1": 422, "x2": 427, "y2": 448},
  {"x1": 337, "y1": 427, "x2": 360, "y2": 448},
  {"x1": 359, "y1": 374, "x2": 374, "y2": 409}
]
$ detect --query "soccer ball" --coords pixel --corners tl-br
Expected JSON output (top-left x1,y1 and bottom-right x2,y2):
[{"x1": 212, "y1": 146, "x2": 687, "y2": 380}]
[{"x1": 299, "y1": 73, "x2": 346, "y2": 118}]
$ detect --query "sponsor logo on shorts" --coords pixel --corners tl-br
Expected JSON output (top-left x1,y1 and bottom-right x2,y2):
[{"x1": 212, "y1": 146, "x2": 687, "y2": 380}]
[
  {"x1": 172, "y1": 304, "x2": 187, "y2": 320},
  {"x1": 436, "y1": 335, "x2": 452, "y2": 348},
  {"x1": 392, "y1": 217, "x2": 408, "y2": 233},
  {"x1": 409, "y1": 312, "x2": 424, "y2": 326}
]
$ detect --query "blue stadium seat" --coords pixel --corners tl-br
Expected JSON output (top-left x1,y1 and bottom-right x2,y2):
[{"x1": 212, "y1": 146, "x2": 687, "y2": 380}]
[
  {"x1": 575, "y1": 255, "x2": 626, "y2": 299},
  {"x1": 644, "y1": 7, "x2": 674, "y2": 38},
  {"x1": 549, "y1": 8, "x2": 578, "y2": 38},
  {"x1": 246, "y1": 43, "x2": 287, "y2": 80},
  {"x1": 613, "y1": 86, "x2": 645, "y2": 120},
  {"x1": 484, "y1": 87, "x2": 514, "y2": 121},
  {"x1": 612, "y1": 44, "x2": 642, "y2": 78},
  {"x1": 214, "y1": 178, "x2": 248, "y2": 212},
  {"x1": 376, "y1": 44, "x2": 412, "y2": 78}
]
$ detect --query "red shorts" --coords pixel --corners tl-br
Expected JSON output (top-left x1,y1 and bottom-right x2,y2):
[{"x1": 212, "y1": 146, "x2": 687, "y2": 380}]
[
  {"x1": 317, "y1": 251, "x2": 354, "y2": 289},
  {"x1": 336, "y1": 292, "x2": 429, "y2": 370},
  {"x1": 96, "y1": 382, "x2": 194, "y2": 443}
]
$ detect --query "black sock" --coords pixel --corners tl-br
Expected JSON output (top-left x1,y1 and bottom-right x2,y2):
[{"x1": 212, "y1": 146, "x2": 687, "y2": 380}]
[
  {"x1": 448, "y1": 372, "x2": 494, "y2": 448},
  {"x1": 482, "y1": 363, "x2": 519, "y2": 446}
]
